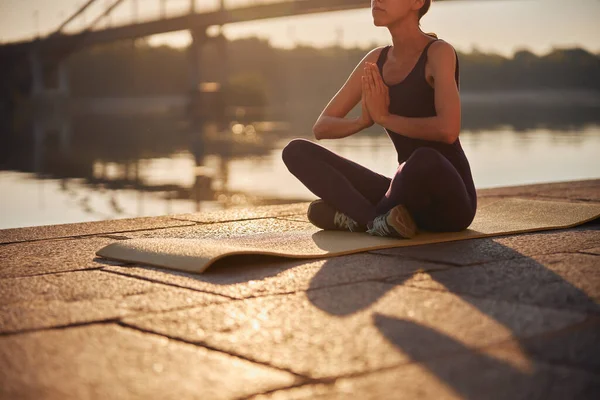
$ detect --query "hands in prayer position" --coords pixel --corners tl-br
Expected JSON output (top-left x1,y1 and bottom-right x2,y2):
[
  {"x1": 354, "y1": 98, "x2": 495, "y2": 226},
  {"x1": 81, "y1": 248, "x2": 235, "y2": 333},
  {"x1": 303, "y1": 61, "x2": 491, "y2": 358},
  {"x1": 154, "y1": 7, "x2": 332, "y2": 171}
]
[{"x1": 361, "y1": 61, "x2": 390, "y2": 126}]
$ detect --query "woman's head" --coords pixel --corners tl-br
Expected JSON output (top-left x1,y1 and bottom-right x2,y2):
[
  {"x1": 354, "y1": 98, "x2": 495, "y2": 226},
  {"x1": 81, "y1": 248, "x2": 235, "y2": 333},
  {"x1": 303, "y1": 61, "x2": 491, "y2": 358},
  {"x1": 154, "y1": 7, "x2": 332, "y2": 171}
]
[{"x1": 372, "y1": 0, "x2": 432, "y2": 27}]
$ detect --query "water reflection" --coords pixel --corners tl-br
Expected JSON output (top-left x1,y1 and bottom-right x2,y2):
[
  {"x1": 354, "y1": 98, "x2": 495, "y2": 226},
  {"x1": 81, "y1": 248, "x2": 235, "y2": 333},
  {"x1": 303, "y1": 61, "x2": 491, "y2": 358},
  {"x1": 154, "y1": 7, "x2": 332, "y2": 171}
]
[{"x1": 1, "y1": 100, "x2": 599, "y2": 229}]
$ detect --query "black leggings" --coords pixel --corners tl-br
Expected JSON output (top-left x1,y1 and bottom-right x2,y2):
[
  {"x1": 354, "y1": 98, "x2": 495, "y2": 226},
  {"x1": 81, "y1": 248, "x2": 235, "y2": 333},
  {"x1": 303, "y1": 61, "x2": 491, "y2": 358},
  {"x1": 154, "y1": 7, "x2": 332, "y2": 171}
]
[{"x1": 282, "y1": 138, "x2": 477, "y2": 232}]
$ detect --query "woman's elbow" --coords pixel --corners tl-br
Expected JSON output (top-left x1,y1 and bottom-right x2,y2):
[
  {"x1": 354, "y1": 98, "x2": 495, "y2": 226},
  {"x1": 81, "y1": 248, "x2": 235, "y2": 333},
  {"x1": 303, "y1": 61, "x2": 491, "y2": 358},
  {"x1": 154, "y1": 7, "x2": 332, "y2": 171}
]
[
  {"x1": 312, "y1": 122, "x2": 324, "y2": 140},
  {"x1": 439, "y1": 119, "x2": 460, "y2": 144},
  {"x1": 443, "y1": 129, "x2": 459, "y2": 144}
]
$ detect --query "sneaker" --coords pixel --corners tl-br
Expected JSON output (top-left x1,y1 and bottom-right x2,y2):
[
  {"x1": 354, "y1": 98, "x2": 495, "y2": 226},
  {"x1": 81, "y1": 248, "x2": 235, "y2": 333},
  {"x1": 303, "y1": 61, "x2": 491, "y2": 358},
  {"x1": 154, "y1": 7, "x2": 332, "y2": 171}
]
[
  {"x1": 307, "y1": 199, "x2": 366, "y2": 232},
  {"x1": 366, "y1": 203, "x2": 417, "y2": 239}
]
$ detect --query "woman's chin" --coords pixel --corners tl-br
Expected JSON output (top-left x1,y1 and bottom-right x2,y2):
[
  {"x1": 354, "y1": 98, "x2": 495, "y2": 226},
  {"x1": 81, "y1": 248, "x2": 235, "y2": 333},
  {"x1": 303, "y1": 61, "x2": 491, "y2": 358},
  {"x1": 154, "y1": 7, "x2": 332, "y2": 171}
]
[{"x1": 372, "y1": 17, "x2": 387, "y2": 27}]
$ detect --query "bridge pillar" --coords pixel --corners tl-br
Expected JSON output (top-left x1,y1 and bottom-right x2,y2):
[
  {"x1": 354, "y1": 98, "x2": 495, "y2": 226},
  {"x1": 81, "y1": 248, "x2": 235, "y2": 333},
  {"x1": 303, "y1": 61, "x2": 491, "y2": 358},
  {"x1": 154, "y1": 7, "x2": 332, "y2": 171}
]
[
  {"x1": 29, "y1": 49, "x2": 44, "y2": 96},
  {"x1": 214, "y1": 30, "x2": 228, "y2": 132},
  {"x1": 28, "y1": 47, "x2": 71, "y2": 155},
  {"x1": 188, "y1": 28, "x2": 207, "y2": 130},
  {"x1": 57, "y1": 59, "x2": 69, "y2": 94},
  {"x1": 187, "y1": 26, "x2": 229, "y2": 133}
]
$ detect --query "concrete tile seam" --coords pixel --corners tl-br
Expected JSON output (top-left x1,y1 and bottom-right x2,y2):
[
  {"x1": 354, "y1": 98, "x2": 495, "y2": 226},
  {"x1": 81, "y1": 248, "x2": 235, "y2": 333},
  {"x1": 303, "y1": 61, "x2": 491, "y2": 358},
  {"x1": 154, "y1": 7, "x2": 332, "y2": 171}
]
[
  {"x1": 274, "y1": 217, "x2": 311, "y2": 223},
  {"x1": 533, "y1": 316, "x2": 600, "y2": 338},
  {"x1": 578, "y1": 250, "x2": 600, "y2": 256},
  {"x1": 169, "y1": 214, "x2": 310, "y2": 225},
  {"x1": 0, "y1": 267, "x2": 104, "y2": 280},
  {"x1": 0, "y1": 318, "x2": 118, "y2": 337},
  {"x1": 0, "y1": 222, "x2": 199, "y2": 246},
  {"x1": 1, "y1": 286, "x2": 155, "y2": 308},
  {"x1": 0, "y1": 235, "x2": 103, "y2": 247},
  {"x1": 241, "y1": 366, "x2": 423, "y2": 400},
  {"x1": 4, "y1": 288, "x2": 162, "y2": 309},
  {"x1": 398, "y1": 249, "x2": 600, "y2": 270},
  {"x1": 366, "y1": 251, "x2": 466, "y2": 267},
  {"x1": 370, "y1": 251, "x2": 531, "y2": 269},
  {"x1": 98, "y1": 268, "x2": 238, "y2": 300},
  {"x1": 113, "y1": 301, "x2": 230, "y2": 322},
  {"x1": 240, "y1": 376, "x2": 350, "y2": 400},
  {"x1": 98, "y1": 235, "x2": 131, "y2": 240},
  {"x1": 115, "y1": 320, "x2": 310, "y2": 380},
  {"x1": 240, "y1": 383, "x2": 320, "y2": 400},
  {"x1": 401, "y1": 281, "x2": 599, "y2": 315},
  {"x1": 475, "y1": 193, "x2": 600, "y2": 203}
]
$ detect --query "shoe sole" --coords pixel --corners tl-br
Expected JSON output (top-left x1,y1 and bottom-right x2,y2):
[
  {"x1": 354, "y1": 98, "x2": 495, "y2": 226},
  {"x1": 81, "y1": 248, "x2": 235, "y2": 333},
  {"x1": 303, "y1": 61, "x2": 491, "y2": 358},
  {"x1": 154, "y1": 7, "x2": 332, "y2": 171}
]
[
  {"x1": 308, "y1": 200, "x2": 362, "y2": 231},
  {"x1": 387, "y1": 204, "x2": 417, "y2": 238},
  {"x1": 307, "y1": 200, "x2": 321, "y2": 227},
  {"x1": 307, "y1": 200, "x2": 335, "y2": 230}
]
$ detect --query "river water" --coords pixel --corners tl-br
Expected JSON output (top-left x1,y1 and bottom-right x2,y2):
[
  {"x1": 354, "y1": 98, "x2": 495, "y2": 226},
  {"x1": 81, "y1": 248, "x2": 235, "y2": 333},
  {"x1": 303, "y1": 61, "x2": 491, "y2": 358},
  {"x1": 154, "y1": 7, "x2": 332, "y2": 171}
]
[{"x1": 1, "y1": 97, "x2": 599, "y2": 229}]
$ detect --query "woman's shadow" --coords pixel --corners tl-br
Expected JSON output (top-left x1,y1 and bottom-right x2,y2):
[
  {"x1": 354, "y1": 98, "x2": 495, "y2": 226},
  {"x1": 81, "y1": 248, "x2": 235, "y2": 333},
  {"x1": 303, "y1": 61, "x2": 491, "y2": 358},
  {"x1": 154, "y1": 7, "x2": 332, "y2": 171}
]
[{"x1": 306, "y1": 218, "x2": 600, "y2": 397}]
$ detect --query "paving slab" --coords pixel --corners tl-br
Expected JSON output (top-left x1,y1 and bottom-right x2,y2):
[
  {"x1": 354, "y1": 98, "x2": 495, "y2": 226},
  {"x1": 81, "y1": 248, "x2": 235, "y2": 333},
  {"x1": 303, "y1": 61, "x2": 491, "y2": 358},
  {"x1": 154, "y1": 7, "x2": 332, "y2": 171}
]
[
  {"x1": 0, "y1": 270, "x2": 226, "y2": 333},
  {"x1": 0, "y1": 237, "x2": 116, "y2": 279},
  {"x1": 103, "y1": 252, "x2": 450, "y2": 299},
  {"x1": 123, "y1": 282, "x2": 585, "y2": 379},
  {"x1": 0, "y1": 216, "x2": 195, "y2": 245},
  {"x1": 396, "y1": 253, "x2": 600, "y2": 314},
  {"x1": 475, "y1": 179, "x2": 600, "y2": 202},
  {"x1": 250, "y1": 339, "x2": 600, "y2": 400},
  {"x1": 0, "y1": 324, "x2": 297, "y2": 400},
  {"x1": 370, "y1": 225, "x2": 600, "y2": 265}
]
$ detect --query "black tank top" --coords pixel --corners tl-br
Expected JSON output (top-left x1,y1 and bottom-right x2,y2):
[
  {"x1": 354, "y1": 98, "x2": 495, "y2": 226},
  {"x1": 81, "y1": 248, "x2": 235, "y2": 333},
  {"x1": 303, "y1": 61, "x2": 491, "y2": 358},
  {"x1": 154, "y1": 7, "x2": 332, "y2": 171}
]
[{"x1": 376, "y1": 39, "x2": 477, "y2": 206}]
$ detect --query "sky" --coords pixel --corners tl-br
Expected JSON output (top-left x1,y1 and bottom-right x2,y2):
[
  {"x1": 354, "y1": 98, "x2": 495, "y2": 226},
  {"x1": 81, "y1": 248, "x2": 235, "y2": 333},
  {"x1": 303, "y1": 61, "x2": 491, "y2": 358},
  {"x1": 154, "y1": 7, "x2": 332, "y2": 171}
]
[{"x1": 0, "y1": 0, "x2": 599, "y2": 57}]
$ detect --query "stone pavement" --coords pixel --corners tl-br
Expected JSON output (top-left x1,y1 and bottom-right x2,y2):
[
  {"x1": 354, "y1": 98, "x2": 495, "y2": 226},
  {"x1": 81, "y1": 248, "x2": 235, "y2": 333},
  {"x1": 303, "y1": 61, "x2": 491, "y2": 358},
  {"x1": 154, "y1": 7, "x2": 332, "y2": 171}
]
[{"x1": 1, "y1": 179, "x2": 599, "y2": 399}]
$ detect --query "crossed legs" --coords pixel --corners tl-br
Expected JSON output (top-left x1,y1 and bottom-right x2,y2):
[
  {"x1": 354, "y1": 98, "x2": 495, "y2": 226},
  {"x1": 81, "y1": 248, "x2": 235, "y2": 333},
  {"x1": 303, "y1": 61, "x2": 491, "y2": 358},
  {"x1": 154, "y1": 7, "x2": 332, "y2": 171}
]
[{"x1": 282, "y1": 138, "x2": 476, "y2": 232}]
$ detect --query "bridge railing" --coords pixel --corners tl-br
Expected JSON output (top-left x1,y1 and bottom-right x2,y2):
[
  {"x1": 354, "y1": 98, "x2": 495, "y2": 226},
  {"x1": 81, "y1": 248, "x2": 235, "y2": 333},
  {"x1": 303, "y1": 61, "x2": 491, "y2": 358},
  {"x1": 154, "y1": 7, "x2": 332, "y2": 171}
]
[{"x1": 57, "y1": 0, "x2": 298, "y2": 36}]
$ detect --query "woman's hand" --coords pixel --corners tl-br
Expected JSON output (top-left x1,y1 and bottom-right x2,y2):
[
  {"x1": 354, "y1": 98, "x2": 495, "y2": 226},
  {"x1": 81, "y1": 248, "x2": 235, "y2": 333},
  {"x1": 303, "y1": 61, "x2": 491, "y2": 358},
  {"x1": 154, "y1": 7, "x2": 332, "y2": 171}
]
[
  {"x1": 362, "y1": 62, "x2": 390, "y2": 125},
  {"x1": 358, "y1": 82, "x2": 374, "y2": 129}
]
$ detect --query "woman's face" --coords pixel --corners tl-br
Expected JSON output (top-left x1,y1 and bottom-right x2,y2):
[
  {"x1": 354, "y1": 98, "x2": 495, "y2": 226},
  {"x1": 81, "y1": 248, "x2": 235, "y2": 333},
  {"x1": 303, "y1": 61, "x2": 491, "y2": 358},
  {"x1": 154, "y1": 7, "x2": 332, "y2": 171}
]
[{"x1": 371, "y1": 0, "x2": 424, "y2": 27}]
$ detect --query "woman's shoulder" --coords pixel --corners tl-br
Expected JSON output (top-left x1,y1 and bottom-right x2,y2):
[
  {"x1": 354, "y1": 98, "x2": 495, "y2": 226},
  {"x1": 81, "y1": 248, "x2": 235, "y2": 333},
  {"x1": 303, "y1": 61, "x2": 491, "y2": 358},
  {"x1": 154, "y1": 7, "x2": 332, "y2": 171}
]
[
  {"x1": 426, "y1": 38, "x2": 459, "y2": 69},
  {"x1": 429, "y1": 38, "x2": 457, "y2": 54},
  {"x1": 364, "y1": 45, "x2": 390, "y2": 65}
]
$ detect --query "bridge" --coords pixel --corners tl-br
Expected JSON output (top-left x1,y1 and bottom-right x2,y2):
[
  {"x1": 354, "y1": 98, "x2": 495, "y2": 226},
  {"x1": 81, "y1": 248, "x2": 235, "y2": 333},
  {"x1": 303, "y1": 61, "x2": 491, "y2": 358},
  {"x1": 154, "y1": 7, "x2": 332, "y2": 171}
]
[{"x1": 1, "y1": 0, "x2": 374, "y2": 56}]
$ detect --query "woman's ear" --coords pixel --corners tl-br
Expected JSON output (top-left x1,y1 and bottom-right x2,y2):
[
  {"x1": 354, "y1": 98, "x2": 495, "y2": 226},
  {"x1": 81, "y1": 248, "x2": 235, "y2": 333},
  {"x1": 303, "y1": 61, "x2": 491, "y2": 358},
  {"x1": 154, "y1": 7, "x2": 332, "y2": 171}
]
[{"x1": 413, "y1": 0, "x2": 426, "y2": 11}]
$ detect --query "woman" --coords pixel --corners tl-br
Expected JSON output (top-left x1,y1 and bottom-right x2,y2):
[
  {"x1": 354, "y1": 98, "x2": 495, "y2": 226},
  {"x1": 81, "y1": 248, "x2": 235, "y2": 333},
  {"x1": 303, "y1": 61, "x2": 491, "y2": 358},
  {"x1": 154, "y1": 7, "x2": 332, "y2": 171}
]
[{"x1": 282, "y1": 0, "x2": 477, "y2": 239}]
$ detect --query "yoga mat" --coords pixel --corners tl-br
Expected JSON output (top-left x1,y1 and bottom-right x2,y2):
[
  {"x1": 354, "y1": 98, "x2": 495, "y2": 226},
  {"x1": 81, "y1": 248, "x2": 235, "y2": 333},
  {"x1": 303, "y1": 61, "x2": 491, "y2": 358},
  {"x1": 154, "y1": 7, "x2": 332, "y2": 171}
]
[{"x1": 96, "y1": 198, "x2": 600, "y2": 274}]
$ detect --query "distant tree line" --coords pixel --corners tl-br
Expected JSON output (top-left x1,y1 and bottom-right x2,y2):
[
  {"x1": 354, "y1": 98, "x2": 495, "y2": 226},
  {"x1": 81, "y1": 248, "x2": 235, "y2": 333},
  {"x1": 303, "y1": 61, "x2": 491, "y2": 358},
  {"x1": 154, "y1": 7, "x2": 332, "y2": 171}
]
[{"x1": 66, "y1": 36, "x2": 600, "y2": 111}]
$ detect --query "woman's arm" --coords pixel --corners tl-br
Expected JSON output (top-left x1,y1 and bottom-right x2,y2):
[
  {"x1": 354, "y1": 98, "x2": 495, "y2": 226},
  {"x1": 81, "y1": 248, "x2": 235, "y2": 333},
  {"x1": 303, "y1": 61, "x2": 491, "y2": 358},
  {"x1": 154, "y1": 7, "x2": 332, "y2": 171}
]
[
  {"x1": 312, "y1": 47, "x2": 385, "y2": 140},
  {"x1": 376, "y1": 41, "x2": 461, "y2": 144},
  {"x1": 313, "y1": 115, "x2": 367, "y2": 141}
]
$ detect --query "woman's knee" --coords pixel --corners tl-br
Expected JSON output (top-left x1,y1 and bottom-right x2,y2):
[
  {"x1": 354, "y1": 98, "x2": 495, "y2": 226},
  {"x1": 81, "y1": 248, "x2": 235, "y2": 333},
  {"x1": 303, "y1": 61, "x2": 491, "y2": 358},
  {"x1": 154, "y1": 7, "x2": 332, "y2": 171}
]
[
  {"x1": 411, "y1": 147, "x2": 445, "y2": 163},
  {"x1": 404, "y1": 147, "x2": 446, "y2": 174},
  {"x1": 281, "y1": 138, "x2": 317, "y2": 166}
]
